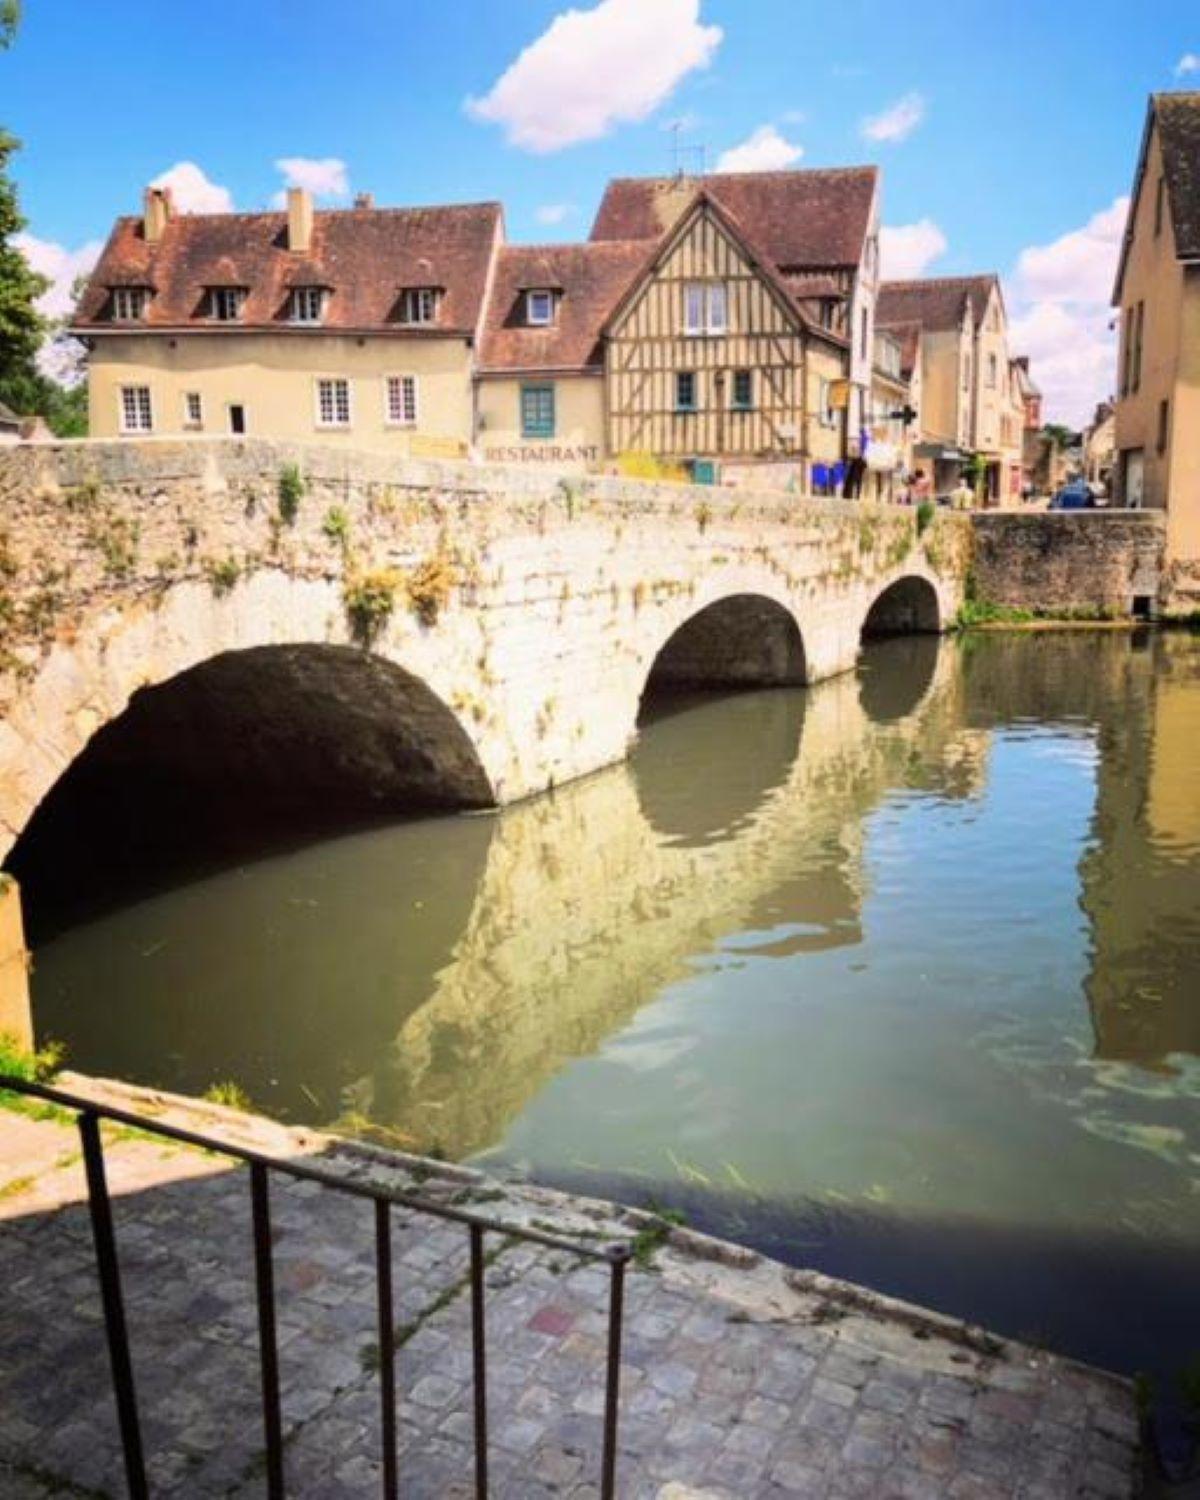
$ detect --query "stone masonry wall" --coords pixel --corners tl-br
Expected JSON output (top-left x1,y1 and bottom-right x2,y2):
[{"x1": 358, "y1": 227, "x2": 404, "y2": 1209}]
[{"x1": 970, "y1": 511, "x2": 1166, "y2": 616}]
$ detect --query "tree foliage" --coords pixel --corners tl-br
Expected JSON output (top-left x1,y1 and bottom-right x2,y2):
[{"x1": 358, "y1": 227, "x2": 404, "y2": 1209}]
[{"x1": 1, "y1": 2, "x2": 18, "y2": 51}]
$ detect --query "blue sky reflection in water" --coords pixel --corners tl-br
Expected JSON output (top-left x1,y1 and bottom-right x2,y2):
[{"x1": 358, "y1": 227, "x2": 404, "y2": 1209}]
[{"x1": 25, "y1": 632, "x2": 1200, "y2": 1384}]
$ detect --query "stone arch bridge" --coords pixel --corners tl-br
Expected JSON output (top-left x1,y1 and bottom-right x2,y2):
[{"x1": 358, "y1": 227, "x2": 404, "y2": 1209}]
[{"x1": 0, "y1": 439, "x2": 970, "y2": 901}]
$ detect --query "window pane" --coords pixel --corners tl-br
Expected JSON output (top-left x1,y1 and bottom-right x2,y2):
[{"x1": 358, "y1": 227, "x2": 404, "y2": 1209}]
[
  {"x1": 676, "y1": 372, "x2": 696, "y2": 409},
  {"x1": 684, "y1": 284, "x2": 704, "y2": 333},
  {"x1": 521, "y1": 384, "x2": 555, "y2": 437},
  {"x1": 708, "y1": 283, "x2": 727, "y2": 332}
]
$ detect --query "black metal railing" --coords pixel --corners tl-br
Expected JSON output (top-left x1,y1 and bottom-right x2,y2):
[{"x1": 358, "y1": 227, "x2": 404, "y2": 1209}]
[{"x1": 0, "y1": 1076, "x2": 631, "y2": 1499}]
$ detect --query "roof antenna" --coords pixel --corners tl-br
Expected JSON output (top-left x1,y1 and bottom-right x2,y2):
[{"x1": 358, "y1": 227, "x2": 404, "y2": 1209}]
[{"x1": 665, "y1": 119, "x2": 707, "y2": 180}]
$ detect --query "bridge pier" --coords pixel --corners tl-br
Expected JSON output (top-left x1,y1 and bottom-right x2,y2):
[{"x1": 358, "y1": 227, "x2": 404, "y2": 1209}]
[{"x1": 0, "y1": 877, "x2": 32, "y2": 1051}]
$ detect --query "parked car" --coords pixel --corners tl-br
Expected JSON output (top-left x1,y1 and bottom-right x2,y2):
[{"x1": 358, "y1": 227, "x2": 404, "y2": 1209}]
[{"x1": 1049, "y1": 482, "x2": 1096, "y2": 511}]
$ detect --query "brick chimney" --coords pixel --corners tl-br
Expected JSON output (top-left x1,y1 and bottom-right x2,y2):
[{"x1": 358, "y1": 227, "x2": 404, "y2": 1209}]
[
  {"x1": 354, "y1": 192, "x2": 374, "y2": 210},
  {"x1": 286, "y1": 187, "x2": 314, "y2": 253},
  {"x1": 143, "y1": 186, "x2": 174, "y2": 243}
]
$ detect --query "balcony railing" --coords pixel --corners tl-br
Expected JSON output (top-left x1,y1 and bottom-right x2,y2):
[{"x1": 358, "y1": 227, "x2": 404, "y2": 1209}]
[{"x1": 0, "y1": 1074, "x2": 632, "y2": 1499}]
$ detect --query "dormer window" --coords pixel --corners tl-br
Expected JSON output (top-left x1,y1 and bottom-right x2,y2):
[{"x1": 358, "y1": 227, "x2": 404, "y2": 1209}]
[
  {"x1": 290, "y1": 287, "x2": 325, "y2": 324},
  {"x1": 526, "y1": 289, "x2": 555, "y2": 326},
  {"x1": 111, "y1": 287, "x2": 149, "y2": 321},
  {"x1": 399, "y1": 288, "x2": 440, "y2": 325},
  {"x1": 208, "y1": 287, "x2": 247, "y2": 322}
]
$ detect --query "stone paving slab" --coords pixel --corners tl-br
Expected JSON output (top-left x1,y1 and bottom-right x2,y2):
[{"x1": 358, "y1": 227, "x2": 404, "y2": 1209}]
[{"x1": 0, "y1": 1075, "x2": 1141, "y2": 1498}]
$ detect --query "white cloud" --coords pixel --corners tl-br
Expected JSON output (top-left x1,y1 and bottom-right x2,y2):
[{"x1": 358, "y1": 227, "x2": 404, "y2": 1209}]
[
  {"x1": 1008, "y1": 196, "x2": 1130, "y2": 427},
  {"x1": 860, "y1": 92, "x2": 926, "y2": 144},
  {"x1": 1014, "y1": 196, "x2": 1128, "y2": 305},
  {"x1": 14, "y1": 233, "x2": 102, "y2": 385},
  {"x1": 535, "y1": 203, "x2": 576, "y2": 226},
  {"x1": 716, "y1": 124, "x2": 803, "y2": 173},
  {"x1": 273, "y1": 156, "x2": 350, "y2": 205},
  {"x1": 1175, "y1": 52, "x2": 1199, "y2": 76},
  {"x1": 150, "y1": 161, "x2": 233, "y2": 214},
  {"x1": 879, "y1": 219, "x2": 947, "y2": 279},
  {"x1": 465, "y1": 0, "x2": 722, "y2": 152}
]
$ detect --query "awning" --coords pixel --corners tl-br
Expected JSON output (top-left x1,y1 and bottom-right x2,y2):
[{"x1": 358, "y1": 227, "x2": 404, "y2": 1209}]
[{"x1": 915, "y1": 443, "x2": 965, "y2": 462}]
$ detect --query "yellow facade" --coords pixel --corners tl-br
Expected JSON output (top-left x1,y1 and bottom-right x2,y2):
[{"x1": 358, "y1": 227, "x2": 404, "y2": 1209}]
[
  {"x1": 86, "y1": 333, "x2": 475, "y2": 454},
  {"x1": 1114, "y1": 125, "x2": 1200, "y2": 566},
  {"x1": 475, "y1": 374, "x2": 605, "y2": 470}
]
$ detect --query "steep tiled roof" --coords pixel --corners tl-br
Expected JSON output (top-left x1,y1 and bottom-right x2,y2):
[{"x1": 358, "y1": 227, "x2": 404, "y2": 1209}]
[
  {"x1": 479, "y1": 241, "x2": 654, "y2": 371},
  {"x1": 73, "y1": 202, "x2": 502, "y2": 334},
  {"x1": 590, "y1": 167, "x2": 878, "y2": 270},
  {"x1": 877, "y1": 275, "x2": 999, "y2": 332},
  {"x1": 1155, "y1": 92, "x2": 1200, "y2": 259}
]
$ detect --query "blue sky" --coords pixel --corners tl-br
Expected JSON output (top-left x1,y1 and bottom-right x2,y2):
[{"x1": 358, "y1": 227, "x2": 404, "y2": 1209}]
[{"x1": 3, "y1": 0, "x2": 1197, "y2": 423}]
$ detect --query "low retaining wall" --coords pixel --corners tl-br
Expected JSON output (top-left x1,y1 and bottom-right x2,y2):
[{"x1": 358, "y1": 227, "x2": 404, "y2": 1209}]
[{"x1": 971, "y1": 510, "x2": 1166, "y2": 616}]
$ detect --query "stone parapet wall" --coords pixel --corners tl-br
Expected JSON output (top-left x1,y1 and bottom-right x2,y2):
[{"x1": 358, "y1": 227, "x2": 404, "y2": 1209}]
[{"x1": 970, "y1": 510, "x2": 1166, "y2": 616}]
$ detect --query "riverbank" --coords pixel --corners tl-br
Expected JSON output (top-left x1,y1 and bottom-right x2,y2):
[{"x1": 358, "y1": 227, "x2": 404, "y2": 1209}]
[{"x1": 0, "y1": 1070, "x2": 1140, "y2": 1498}]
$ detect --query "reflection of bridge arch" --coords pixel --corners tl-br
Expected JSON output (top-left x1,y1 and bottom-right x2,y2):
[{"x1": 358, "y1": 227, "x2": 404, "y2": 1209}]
[{"x1": 7, "y1": 640, "x2": 494, "y2": 928}]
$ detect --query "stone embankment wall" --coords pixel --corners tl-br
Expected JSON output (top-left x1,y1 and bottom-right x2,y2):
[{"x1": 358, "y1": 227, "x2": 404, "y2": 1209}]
[
  {"x1": 971, "y1": 511, "x2": 1166, "y2": 616},
  {"x1": 0, "y1": 438, "x2": 968, "y2": 866}
]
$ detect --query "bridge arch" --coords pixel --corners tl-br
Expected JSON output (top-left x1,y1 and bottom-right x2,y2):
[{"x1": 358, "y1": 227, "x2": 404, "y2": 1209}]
[
  {"x1": 860, "y1": 574, "x2": 942, "y2": 639},
  {"x1": 0, "y1": 572, "x2": 498, "y2": 885},
  {"x1": 638, "y1": 592, "x2": 807, "y2": 717}
]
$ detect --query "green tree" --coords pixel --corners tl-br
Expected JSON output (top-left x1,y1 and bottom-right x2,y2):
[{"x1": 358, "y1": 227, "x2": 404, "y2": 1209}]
[
  {"x1": 0, "y1": 129, "x2": 49, "y2": 396},
  {"x1": 1, "y1": 2, "x2": 19, "y2": 50}
]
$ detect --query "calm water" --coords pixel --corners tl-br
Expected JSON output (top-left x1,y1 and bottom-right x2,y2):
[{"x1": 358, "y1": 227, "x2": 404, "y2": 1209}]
[{"x1": 24, "y1": 632, "x2": 1200, "y2": 1388}]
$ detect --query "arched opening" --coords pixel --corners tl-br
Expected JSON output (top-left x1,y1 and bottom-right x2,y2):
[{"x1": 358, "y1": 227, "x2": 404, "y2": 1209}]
[
  {"x1": 858, "y1": 635, "x2": 941, "y2": 724},
  {"x1": 6, "y1": 644, "x2": 494, "y2": 939},
  {"x1": 861, "y1": 575, "x2": 941, "y2": 638},
  {"x1": 639, "y1": 595, "x2": 807, "y2": 722}
]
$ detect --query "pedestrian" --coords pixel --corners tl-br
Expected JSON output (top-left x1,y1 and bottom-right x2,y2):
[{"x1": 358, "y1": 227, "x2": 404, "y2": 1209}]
[{"x1": 951, "y1": 476, "x2": 974, "y2": 511}]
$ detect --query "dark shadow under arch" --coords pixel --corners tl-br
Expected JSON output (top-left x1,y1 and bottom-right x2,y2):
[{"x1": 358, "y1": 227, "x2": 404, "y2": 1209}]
[
  {"x1": 6, "y1": 644, "x2": 494, "y2": 938},
  {"x1": 858, "y1": 635, "x2": 941, "y2": 724},
  {"x1": 639, "y1": 595, "x2": 806, "y2": 718},
  {"x1": 861, "y1": 575, "x2": 941, "y2": 639}
]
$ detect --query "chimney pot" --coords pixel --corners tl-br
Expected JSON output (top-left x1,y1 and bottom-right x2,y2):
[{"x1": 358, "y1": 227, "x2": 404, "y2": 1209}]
[
  {"x1": 287, "y1": 187, "x2": 314, "y2": 253},
  {"x1": 143, "y1": 186, "x2": 174, "y2": 243},
  {"x1": 354, "y1": 192, "x2": 374, "y2": 210}
]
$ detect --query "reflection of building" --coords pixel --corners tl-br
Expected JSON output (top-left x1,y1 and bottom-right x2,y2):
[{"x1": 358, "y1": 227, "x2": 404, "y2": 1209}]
[
  {"x1": 877, "y1": 275, "x2": 1027, "y2": 504},
  {"x1": 1112, "y1": 92, "x2": 1200, "y2": 609},
  {"x1": 1080, "y1": 633, "x2": 1200, "y2": 1065}
]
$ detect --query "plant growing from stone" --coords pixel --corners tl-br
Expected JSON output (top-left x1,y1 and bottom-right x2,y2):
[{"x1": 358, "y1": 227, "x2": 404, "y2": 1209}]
[
  {"x1": 277, "y1": 463, "x2": 305, "y2": 526},
  {"x1": 344, "y1": 568, "x2": 400, "y2": 647},
  {"x1": 406, "y1": 554, "x2": 456, "y2": 627}
]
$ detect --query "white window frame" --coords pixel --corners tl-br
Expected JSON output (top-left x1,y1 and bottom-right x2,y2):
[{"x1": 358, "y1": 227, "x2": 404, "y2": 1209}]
[
  {"x1": 314, "y1": 377, "x2": 352, "y2": 430},
  {"x1": 818, "y1": 378, "x2": 837, "y2": 428},
  {"x1": 526, "y1": 290, "x2": 555, "y2": 326},
  {"x1": 119, "y1": 384, "x2": 153, "y2": 434},
  {"x1": 384, "y1": 373, "x2": 419, "y2": 428},
  {"x1": 290, "y1": 287, "x2": 325, "y2": 325},
  {"x1": 209, "y1": 287, "x2": 246, "y2": 322},
  {"x1": 111, "y1": 287, "x2": 147, "y2": 321},
  {"x1": 683, "y1": 281, "x2": 727, "y2": 336},
  {"x1": 183, "y1": 391, "x2": 203, "y2": 428},
  {"x1": 401, "y1": 288, "x2": 439, "y2": 325}
]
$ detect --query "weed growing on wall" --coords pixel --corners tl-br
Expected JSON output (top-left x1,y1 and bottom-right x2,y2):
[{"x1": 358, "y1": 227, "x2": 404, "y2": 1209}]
[
  {"x1": 277, "y1": 463, "x2": 305, "y2": 526},
  {"x1": 344, "y1": 568, "x2": 401, "y2": 647},
  {"x1": 207, "y1": 556, "x2": 241, "y2": 596},
  {"x1": 406, "y1": 555, "x2": 456, "y2": 626},
  {"x1": 322, "y1": 506, "x2": 351, "y2": 549},
  {"x1": 916, "y1": 499, "x2": 936, "y2": 536}
]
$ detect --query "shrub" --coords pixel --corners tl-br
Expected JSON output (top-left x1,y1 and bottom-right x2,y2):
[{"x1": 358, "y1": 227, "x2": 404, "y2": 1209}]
[
  {"x1": 278, "y1": 463, "x2": 305, "y2": 526},
  {"x1": 344, "y1": 569, "x2": 401, "y2": 646},
  {"x1": 207, "y1": 556, "x2": 240, "y2": 596},
  {"x1": 916, "y1": 499, "x2": 936, "y2": 535},
  {"x1": 406, "y1": 554, "x2": 456, "y2": 626}
]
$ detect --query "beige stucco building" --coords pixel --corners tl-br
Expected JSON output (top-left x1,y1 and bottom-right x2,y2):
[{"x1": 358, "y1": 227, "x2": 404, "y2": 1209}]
[
  {"x1": 1112, "y1": 91, "x2": 1200, "y2": 605},
  {"x1": 877, "y1": 275, "x2": 1026, "y2": 503}
]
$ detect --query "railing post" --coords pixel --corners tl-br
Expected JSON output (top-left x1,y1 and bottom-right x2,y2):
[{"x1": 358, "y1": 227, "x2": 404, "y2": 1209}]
[
  {"x1": 600, "y1": 1243, "x2": 631, "y2": 1500},
  {"x1": 250, "y1": 1162, "x2": 285, "y2": 1499},
  {"x1": 78, "y1": 1110, "x2": 148, "y2": 1500},
  {"x1": 469, "y1": 1224, "x2": 488, "y2": 1499},
  {"x1": 375, "y1": 1200, "x2": 398, "y2": 1500}
]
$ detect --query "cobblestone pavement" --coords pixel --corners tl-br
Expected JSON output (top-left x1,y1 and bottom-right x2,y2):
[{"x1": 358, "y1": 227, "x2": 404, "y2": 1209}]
[{"x1": 0, "y1": 1081, "x2": 1140, "y2": 1499}]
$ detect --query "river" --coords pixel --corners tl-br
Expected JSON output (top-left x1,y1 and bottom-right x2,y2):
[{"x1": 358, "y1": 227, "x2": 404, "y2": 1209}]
[{"x1": 21, "y1": 630, "x2": 1200, "y2": 1397}]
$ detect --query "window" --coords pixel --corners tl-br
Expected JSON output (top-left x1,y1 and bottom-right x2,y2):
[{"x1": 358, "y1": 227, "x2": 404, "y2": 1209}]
[
  {"x1": 290, "y1": 287, "x2": 325, "y2": 324},
  {"x1": 520, "y1": 383, "x2": 555, "y2": 439},
  {"x1": 683, "y1": 282, "x2": 727, "y2": 335},
  {"x1": 183, "y1": 391, "x2": 203, "y2": 428},
  {"x1": 1157, "y1": 398, "x2": 1170, "y2": 454},
  {"x1": 209, "y1": 287, "x2": 246, "y2": 321},
  {"x1": 860, "y1": 308, "x2": 869, "y2": 360},
  {"x1": 1121, "y1": 306, "x2": 1133, "y2": 396},
  {"x1": 987, "y1": 354, "x2": 998, "y2": 388},
  {"x1": 962, "y1": 352, "x2": 972, "y2": 392},
  {"x1": 1132, "y1": 301, "x2": 1145, "y2": 392},
  {"x1": 526, "y1": 290, "x2": 555, "y2": 326},
  {"x1": 229, "y1": 404, "x2": 246, "y2": 435},
  {"x1": 315, "y1": 377, "x2": 351, "y2": 428},
  {"x1": 385, "y1": 374, "x2": 418, "y2": 427},
  {"x1": 1155, "y1": 176, "x2": 1166, "y2": 238},
  {"x1": 675, "y1": 371, "x2": 697, "y2": 411},
  {"x1": 400, "y1": 288, "x2": 439, "y2": 325},
  {"x1": 111, "y1": 287, "x2": 147, "y2": 321},
  {"x1": 732, "y1": 369, "x2": 753, "y2": 409},
  {"x1": 119, "y1": 385, "x2": 153, "y2": 433}
]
